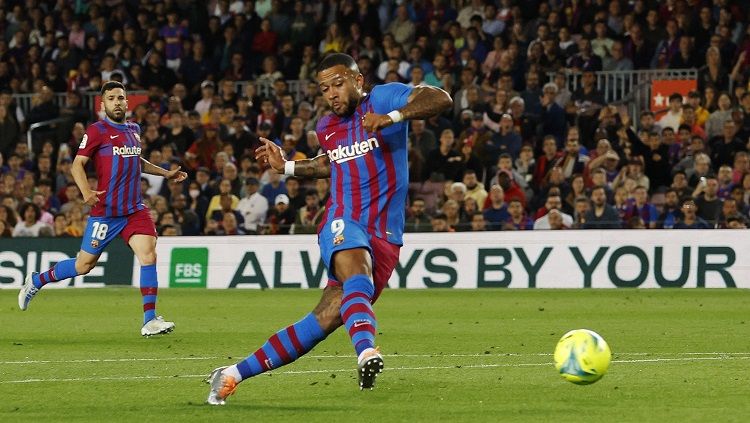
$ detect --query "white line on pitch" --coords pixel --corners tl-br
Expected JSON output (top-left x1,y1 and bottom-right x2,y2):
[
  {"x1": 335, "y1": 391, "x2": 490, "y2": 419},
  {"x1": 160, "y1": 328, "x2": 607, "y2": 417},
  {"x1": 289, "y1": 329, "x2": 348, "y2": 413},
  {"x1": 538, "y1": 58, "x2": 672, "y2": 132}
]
[
  {"x1": 1, "y1": 355, "x2": 748, "y2": 384},
  {"x1": 2, "y1": 351, "x2": 750, "y2": 365},
  {"x1": 0, "y1": 356, "x2": 225, "y2": 365}
]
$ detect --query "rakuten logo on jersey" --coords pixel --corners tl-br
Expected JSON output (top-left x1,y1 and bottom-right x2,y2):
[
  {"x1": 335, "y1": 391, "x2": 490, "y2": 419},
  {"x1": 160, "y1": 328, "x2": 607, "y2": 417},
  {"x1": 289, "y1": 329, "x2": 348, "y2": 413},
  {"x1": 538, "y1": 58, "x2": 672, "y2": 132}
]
[
  {"x1": 327, "y1": 137, "x2": 380, "y2": 164},
  {"x1": 112, "y1": 146, "x2": 142, "y2": 157}
]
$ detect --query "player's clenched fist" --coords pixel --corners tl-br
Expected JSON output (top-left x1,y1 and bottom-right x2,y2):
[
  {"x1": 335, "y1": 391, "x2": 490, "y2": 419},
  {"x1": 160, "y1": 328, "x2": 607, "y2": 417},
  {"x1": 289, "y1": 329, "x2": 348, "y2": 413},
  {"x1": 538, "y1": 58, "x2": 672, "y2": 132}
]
[
  {"x1": 362, "y1": 112, "x2": 394, "y2": 132},
  {"x1": 83, "y1": 190, "x2": 106, "y2": 206},
  {"x1": 255, "y1": 137, "x2": 286, "y2": 173}
]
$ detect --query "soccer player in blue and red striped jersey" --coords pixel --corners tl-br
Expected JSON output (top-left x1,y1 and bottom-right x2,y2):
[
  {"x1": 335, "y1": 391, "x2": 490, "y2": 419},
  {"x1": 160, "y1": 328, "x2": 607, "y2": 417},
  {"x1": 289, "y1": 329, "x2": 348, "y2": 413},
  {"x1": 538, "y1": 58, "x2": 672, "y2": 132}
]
[
  {"x1": 206, "y1": 53, "x2": 452, "y2": 405},
  {"x1": 18, "y1": 81, "x2": 188, "y2": 337}
]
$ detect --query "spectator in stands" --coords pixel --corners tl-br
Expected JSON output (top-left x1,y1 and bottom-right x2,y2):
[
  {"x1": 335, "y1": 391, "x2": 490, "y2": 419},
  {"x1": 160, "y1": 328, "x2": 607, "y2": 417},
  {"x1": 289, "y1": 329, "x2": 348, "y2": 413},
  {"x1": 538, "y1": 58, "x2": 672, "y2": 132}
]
[
  {"x1": 656, "y1": 189, "x2": 683, "y2": 229},
  {"x1": 170, "y1": 193, "x2": 200, "y2": 236},
  {"x1": 687, "y1": 153, "x2": 713, "y2": 188},
  {"x1": 440, "y1": 199, "x2": 465, "y2": 232},
  {"x1": 210, "y1": 192, "x2": 245, "y2": 229},
  {"x1": 51, "y1": 213, "x2": 69, "y2": 237},
  {"x1": 59, "y1": 181, "x2": 88, "y2": 215},
  {"x1": 265, "y1": 194, "x2": 294, "y2": 235},
  {"x1": 469, "y1": 211, "x2": 488, "y2": 232},
  {"x1": 205, "y1": 178, "x2": 240, "y2": 221},
  {"x1": 533, "y1": 135, "x2": 563, "y2": 188},
  {"x1": 533, "y1": 194, "x2": 573, "y2": 229},
  {"x1": 236, "y1": 177, "x2": 268, "y2": 235},
  {"x1": 539, "y1": 82, "x2": 567, "y2": 146},
  {"x1": 462, "y1": 169, "x2": 487, "y2": 209},
  {"x1": 717, "y1": 165, "x2": 734, "y2": 199},
  {"x1": 292, "y1": 190, "x2": 324, "y2": 235},
  {"x1": 185, "y1": 125, "x2": 222, "y2": 171},
  {"x1": 451, "y1": 135, "x2": 479, "y2": 179},
  {"x1": 0, "y1": 104, "x2": 20, "y2": 160},
  {"x1": 709, "y1": 120, "x2": 745, "y2": 169},
  {"x1": 163, "y1": 111, "x2": 194, "y2": 153},
  {"x1": 717, "y1": 197, "x2": 745, "y2": 229},
  {"x1": 260, "y1": 170, "x2": 287, "y2": 205},
  {"x1": 583, "y1": 185, "x2": 621, "y2": 229},
  {"x1": 488, "y1": 113, "x2": 522, "y2": 165},
  {"x1": 693, "y1": 176, "x2": 722, "y2": 226},
  {"x1": 725, "y1": 215, "x2": 748, "y2": 229},
  {"x1": 705, "y1": 92, "x2": 733, "y2": 140},
  {"x1": 483, "y1": 184, "x2": 508, "y2": 231},
  {"x1": 657, "y1": 93, "x2": 683, "y2": 132},
  {"x1": 564, "y1": 174, "x2": 587, "y2": 213},
  {"x1": 405, "y1": 197, "x2": 433, "y2": 234},
  {"x1": 0, "y1": 216, "x2": 11, "y2": 237},
  {"x1": 27, "y1": 86, "x2": 59, "y2": 126},
  {"x1": 500, "y1": 198, "x2": 530, "y2": 230},
  {"x1": 12, "y1": 203, "x2": 48, "y2": 237},
  {"x1": 217, "y1": 212, "x2": 245, "y2": 236},
  {"x1": 31, "y1": 192, "x2": 53, "y2": 226},
  {"x1": 674, "y1": 199, "x2": 711, "y2": 229},
  {"x1": 424, "y1": 128, "x2": 462, "y2": 183},
  {"x1": 558, "y1": 132, "x2": 589, "y2": 179},
  {"x1": 409, "y1": 119, "x2": 436, "y2": 162},
  {"x1": 624, "y1": 185, "x2": 659, "y2": 228},
  {"x1": 430, "y1": 213, "x2": 451, "y2": 232},
  {"x1": 446, "y1": 181, "x2": 467, "y2": 209},
  {"x1": 545, "y1": 209, "x2": 566, "y2": 230},
  {"x1": 282, "y1": 176, "x2": 304, "y2": 212},
  {"x1": 572, "y1": 71, "x2": 605, "y2": 147}
]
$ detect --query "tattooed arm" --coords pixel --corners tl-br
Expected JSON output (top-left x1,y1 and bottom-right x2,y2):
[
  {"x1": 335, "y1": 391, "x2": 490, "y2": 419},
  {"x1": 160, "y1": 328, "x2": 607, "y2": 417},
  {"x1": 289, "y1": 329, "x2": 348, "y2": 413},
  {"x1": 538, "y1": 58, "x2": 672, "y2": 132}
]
[
  {"x1": 255, "y1": 138, "x2": 331, "y2": 178},
  {"x1": 400, "y1": 85, "x2": 453, "y2": 120},
  {"x1": 362, "y1": 85, "x2": 453, "y2": 132},
  {"x1": 288, "y1": 154, "x2": 331, "y2": 178}
]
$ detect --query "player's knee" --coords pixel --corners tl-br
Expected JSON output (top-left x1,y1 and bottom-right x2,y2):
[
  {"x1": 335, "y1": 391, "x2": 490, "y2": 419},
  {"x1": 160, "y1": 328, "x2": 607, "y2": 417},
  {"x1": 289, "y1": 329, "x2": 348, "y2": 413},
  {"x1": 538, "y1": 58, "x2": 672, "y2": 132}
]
[{"x1": 138, "y1": 251, "x2": 157, "y2": 266}]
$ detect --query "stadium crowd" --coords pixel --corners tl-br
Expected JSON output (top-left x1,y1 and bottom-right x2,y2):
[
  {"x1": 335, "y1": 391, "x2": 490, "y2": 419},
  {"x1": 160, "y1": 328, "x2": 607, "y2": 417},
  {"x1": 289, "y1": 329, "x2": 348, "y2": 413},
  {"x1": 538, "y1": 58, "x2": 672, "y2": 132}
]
[{"x1": 1, "y1": 0, "x2": 750, "y2": 237}]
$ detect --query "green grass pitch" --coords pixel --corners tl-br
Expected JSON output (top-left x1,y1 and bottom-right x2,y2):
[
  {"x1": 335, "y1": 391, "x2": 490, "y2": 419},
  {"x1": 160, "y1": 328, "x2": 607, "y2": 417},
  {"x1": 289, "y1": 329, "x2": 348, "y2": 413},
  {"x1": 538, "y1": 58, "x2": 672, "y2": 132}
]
[{"x1": 1, "y1": 288, "x2": 749, "y2": 422}]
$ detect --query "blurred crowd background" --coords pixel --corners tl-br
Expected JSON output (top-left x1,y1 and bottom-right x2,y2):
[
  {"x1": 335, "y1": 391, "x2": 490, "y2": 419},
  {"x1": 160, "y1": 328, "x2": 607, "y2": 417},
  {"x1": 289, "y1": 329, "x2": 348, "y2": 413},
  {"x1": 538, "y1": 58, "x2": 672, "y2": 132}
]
[{"x1": 2, "y1": 0, "x2": 750, "y2": 238}]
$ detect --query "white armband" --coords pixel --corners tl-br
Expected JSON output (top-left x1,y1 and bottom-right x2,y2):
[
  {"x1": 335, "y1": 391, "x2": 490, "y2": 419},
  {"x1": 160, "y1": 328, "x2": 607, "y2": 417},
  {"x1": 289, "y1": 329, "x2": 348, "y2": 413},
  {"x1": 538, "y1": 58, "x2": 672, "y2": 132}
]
[
  {"x1": 284, "y1": 161, "x2": 295, "y2": 176},
  {"x1": 387, "y1": 110, "x2": 403, "y2": 123}
]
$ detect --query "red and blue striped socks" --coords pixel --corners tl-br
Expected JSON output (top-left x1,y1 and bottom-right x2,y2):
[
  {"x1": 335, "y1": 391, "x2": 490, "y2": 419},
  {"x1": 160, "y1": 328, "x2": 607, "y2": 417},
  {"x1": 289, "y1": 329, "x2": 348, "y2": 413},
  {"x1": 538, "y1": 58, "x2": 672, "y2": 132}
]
[
  {"x1": 340, "y1": 274, "x2": 377, "y2": 355},
  {"x1": 140, "y1": 264, "x2": 158, "y2": 325},
  {"x1": 33, "y1": 258, "x2": 78, "y2": 289},
  {"x1": 229, "y1": 312, "x2": 326, "y2": 381}
]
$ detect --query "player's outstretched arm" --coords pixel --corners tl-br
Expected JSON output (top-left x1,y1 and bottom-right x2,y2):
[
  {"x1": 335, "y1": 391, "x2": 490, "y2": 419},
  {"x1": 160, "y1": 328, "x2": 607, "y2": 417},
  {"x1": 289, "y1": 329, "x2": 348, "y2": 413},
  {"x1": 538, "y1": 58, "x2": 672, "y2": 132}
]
[
  {"x1": 255, "y1": 137, "x2": 331, "y2": 179},
  {"x1": 140, "y1": 157, "x2": 188, "y2": 181},
  {"x1": 362, "y1": 85, "x2": 452, "y2": 132}
]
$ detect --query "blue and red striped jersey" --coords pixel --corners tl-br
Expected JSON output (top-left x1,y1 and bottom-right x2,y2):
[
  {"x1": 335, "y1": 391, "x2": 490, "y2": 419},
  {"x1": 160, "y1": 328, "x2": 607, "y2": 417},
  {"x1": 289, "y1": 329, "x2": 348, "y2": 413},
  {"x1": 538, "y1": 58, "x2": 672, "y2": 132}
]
[
  {"x1": 316, "y1": 82, "x2": 413, "y2": 245},
  {"x1": 77, "y1": 119, "x2": 145, "y2": 217}
]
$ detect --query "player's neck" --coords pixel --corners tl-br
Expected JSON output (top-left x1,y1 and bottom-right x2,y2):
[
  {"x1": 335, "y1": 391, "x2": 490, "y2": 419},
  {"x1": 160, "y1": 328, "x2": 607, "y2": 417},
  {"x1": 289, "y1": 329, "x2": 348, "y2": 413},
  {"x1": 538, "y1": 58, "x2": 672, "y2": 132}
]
[{"x1": 105, "y1": 116, "x2": 127, "y2": 126}]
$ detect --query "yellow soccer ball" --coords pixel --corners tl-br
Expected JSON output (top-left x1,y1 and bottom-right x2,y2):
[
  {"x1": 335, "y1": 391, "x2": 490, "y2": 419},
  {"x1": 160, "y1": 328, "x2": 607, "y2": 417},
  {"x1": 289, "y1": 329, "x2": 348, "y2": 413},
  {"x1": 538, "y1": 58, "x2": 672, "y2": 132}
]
[{"x1": 553, "y1": 329, "x2": 612, "y2": 385}]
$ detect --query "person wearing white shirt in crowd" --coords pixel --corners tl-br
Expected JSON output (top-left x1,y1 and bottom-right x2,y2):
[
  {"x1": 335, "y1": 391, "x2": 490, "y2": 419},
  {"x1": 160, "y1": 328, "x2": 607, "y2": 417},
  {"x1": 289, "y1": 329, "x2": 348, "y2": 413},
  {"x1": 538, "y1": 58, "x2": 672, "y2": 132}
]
[
  {"x1": 657, "y1": 93, "x2": 684, "y2": 132},
  {"x1": 13, "y1": 203, "x2": 50, "y2": 237},
  {"x1": 194, "y1": 80, "x2": 215, "y2": 120},
  {"x1": 533, "y1": 195, "x2": 574, "y2": 229},
  {"x1": 236, "y1": 177, "x2": 269, "y2": 235}
]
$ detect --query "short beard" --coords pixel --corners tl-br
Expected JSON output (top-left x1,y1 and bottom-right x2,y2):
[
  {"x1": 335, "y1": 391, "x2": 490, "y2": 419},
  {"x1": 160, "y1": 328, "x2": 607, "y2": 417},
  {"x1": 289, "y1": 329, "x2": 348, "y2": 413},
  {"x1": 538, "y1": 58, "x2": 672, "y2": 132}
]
[
  {"x1": 105, "y1": 108, "x2": 125, "y2": 123},
  {"x1": 334, "y1": 91, "x2": 361, "y2": 117}
]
